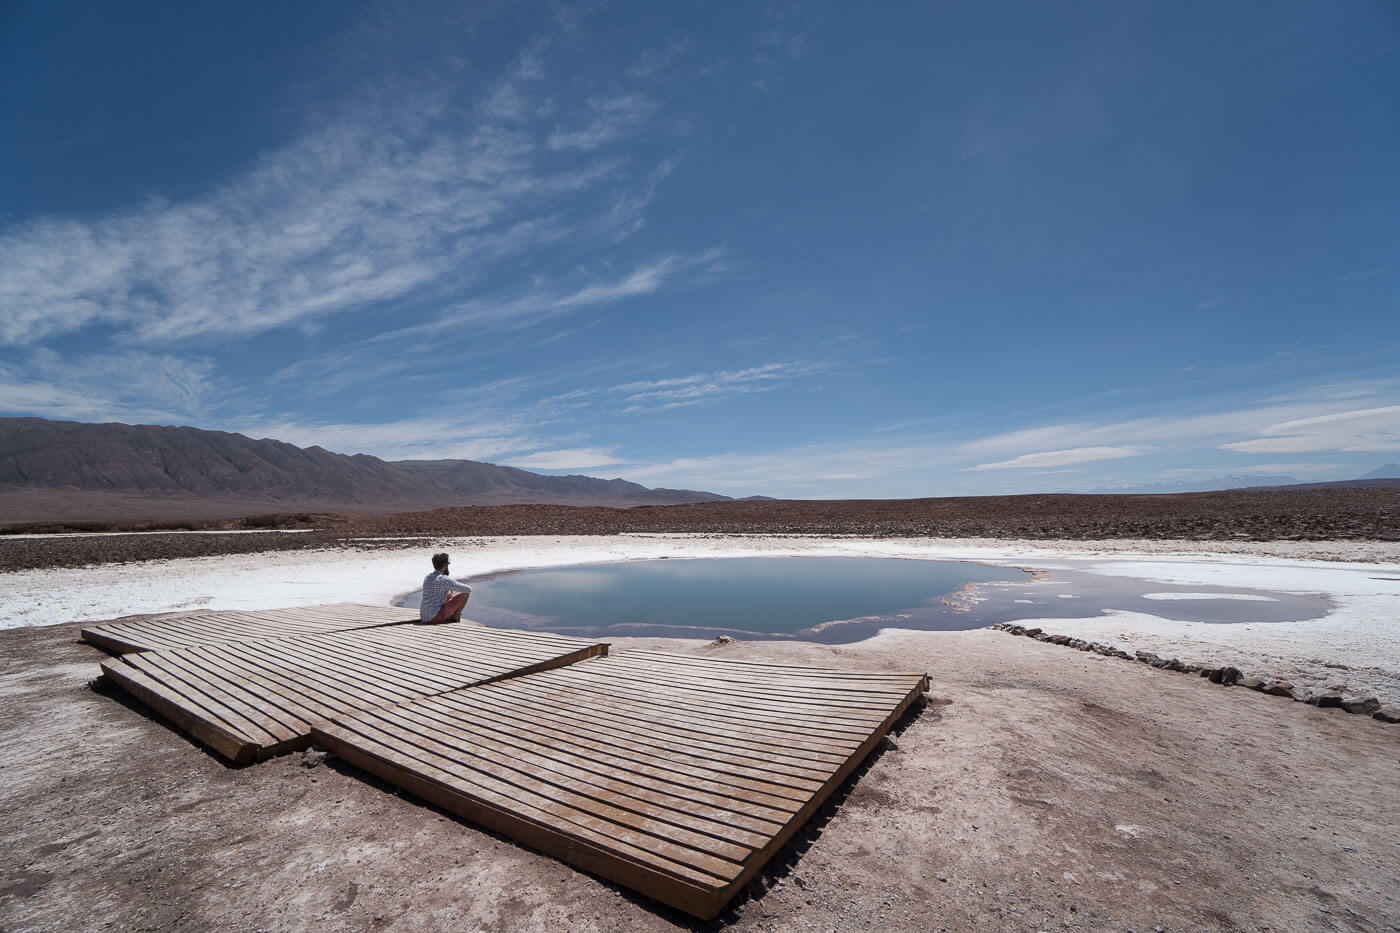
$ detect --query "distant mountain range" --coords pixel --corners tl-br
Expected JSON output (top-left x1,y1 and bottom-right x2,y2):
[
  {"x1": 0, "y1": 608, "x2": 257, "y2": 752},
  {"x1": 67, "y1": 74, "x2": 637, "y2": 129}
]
[
  {"x1": 1089, "y1": 466, "x2": 1400, "y2": 495},
  {"x1": 1088, "y1": 473, "x2": 1303, "y2": 494},
  {"x1": 0, "y1": 417, "x2": 728, "y2": 522}
]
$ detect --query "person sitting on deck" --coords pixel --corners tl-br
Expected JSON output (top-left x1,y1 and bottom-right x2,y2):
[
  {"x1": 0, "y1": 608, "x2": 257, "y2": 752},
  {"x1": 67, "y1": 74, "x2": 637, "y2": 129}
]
[{"x1": 420, "y1": 552, "x2": 472, "y2": 624}]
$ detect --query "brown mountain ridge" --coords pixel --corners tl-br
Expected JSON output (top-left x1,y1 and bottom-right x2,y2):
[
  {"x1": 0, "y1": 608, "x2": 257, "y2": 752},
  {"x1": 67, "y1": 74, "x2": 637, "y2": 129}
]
[{"x1": 0, "y1": 417, "x2": 727, "y2": 521}]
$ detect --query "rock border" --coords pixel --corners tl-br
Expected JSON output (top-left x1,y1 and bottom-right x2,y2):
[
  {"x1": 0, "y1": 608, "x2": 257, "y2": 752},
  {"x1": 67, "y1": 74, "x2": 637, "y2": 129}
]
[{"x1": 990, "y1": 623, "x2": 1399, "y2": 724}]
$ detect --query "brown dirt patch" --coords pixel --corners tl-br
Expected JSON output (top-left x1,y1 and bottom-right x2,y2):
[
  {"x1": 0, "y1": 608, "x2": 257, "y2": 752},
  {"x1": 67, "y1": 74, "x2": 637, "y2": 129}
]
[
  {"x1": 2, "y1": 621, "x2": 1396, "y2": 931},
  {"x1": 1, "y1": 486, "x2": 1397, "y2": 572}
]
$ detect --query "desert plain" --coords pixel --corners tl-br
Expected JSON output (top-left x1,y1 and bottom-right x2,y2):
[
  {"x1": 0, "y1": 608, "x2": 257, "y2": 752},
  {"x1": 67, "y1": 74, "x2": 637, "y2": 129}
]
[{"x1": 2, "y1": 494, "x2": 1398, "y2": 932}]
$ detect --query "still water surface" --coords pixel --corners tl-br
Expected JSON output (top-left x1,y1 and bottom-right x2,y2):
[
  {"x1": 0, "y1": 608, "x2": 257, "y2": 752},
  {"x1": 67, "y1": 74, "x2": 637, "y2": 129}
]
[
  {"x1": 403, "y1": 557, "x2": 1026, "y2": 638},
  {"x1": 396, "y1": 555, "x2": 1331, "y2": 643}
]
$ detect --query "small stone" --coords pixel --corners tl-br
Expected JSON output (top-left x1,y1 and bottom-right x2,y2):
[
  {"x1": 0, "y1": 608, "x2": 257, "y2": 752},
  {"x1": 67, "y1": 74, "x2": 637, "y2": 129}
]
[
  {"x1": 1341, "y1": 697, "x2": 1381, "y2": 715},
  {"x1": 1238, "y1": 677, "x2": 1265, "y2": 690},
  {"x1": 709, "y1": 635, "x2": 737, "y2": 647},
  {"x1": 1372, "y1": 706, "x2": 1400, "y2": 723},
  {"x1": 880, "y1": 734, "x2": 900, "y2": 752},
  {"x1": 301, "y1": 746, "x2": 330, "y2": 768},
  {"x1": 1265, "y1": 681, "x2": 1294, "y2": 697},
  {"x1": 1219, "y1": 666, "x2": 1242, "y2": 686},
  {"x1": 1310, "y1": 694, "x2": 1343, "y2": 708}
]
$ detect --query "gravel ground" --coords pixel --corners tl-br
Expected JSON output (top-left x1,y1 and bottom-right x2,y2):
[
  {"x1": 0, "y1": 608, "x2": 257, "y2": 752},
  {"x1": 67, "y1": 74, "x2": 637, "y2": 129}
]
[{"x1": 2, "y1": 486, "x2": 1396, "y2": 572}]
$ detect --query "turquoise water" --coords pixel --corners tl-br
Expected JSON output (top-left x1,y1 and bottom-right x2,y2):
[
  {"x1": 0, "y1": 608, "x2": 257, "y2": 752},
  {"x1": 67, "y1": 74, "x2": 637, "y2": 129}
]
[{"x1": 403, "y1": 557, "x2": 1027, "y2": 638}]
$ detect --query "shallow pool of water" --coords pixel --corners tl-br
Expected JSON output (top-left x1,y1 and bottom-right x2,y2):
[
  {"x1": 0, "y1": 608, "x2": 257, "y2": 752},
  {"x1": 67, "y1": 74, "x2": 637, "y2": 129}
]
[
  {"x1": 397, "y1": 555, "x2": 1332, "y2": 644},
  {"x1": 403, "y1": 557, "x2": 1024, "y2": 638}
]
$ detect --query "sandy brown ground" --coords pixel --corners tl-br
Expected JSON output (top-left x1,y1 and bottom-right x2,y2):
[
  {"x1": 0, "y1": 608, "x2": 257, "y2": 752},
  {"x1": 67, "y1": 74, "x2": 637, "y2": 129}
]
[
  {"x1": 3, "y1": 486, "x2": 1397, "y2": 573},
  {"x1": 2, "y1": 619, "x2": 1397, "y2": 932}
]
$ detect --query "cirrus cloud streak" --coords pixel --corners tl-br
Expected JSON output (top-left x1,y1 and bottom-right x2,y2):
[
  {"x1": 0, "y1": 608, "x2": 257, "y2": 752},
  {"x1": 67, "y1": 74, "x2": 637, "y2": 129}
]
[{"x1": 964, "y1": 445, "x2": 1151, "y2": 472}]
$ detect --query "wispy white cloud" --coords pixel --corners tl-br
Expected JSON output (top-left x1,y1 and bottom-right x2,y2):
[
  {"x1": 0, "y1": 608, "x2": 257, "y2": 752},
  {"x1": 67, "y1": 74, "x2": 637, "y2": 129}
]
[
  {"x1": 0, "y1": 350, "x2": 220, "y2": 424},
  {"x1": 620, "y1": 436, "x2": 971, "y2": 497},
  {"x1": 1260, "y1": 379, "x2": 1397, "y2": 404},
  {"x1": 507, "y1": 447, "x2": 624, "y2": 470},
  {"x1": 547, "y1": 93, "x2": 657, "y2": 152},
  {"x1": 1233, "y1": 462, "x2": 1346, "y2": 474},
  {"x1": 240, "y1": 413, "x2": 540, "y2": 463},
  {"x1": 964, "y1": 446, "x2": 1150, "y2": 472},
  {"x1": 1, "y1": 119, "x2": 542, "y2": 344},
  {"x1": 437, "y1": 249, "x2": 719, "y2": 333},
  {"x1": 1221, "y1": 404, "x2": 1400, "y2": 453},
  {"x1": 0, "y1": 42, "x2": 674, "y2": 349},
  {"x1": 758, "y1": 30, "x2": 810, "y2": 61},
  {"x1": 613, "y1": 360, "x2": 830, "y2": 413},
  {"x1": 960, "y1": 384, "x2": 1400, "y2": 458},
  {"x1": 625, "y1": 40, "x2": 688, "y2": 79}
]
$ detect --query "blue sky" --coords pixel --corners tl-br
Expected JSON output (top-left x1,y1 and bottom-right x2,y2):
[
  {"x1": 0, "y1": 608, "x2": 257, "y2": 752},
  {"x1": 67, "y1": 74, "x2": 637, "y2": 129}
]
[{"x1": 1, "y1": 1, "x2": 1397, "y2": 497}]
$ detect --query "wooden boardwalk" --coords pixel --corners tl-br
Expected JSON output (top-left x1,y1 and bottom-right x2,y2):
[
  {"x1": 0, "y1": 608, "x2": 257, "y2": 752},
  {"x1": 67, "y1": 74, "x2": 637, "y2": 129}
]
[
  {"x1": 312, "y1": 649, "x2": 928, "y2": 919},
  {"x1": 81, "y1": 602, "x2": 415, "y2": 654},
  {"x1": 100, "y1": 623, "x2": 607, "y2": 763}
]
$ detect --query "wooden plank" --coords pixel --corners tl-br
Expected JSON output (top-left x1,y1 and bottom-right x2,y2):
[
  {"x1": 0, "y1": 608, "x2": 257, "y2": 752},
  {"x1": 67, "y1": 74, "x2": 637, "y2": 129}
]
[
  {"x1": 316, "y1": 724, "x2": 727, "y2": 917},
  {"x1": 424, "y1": 688, "x2": 813, "y2": 807},
  {"x1": 401, "y1": 694, "x2": 798, "y2": 822},
  {"x1": 312, "y1": 650, "x2": 929, "y2": 919},
  {"x1": 126, "y1": 651, "x2": 291, "y2": 745},
  {"x1": 491, "y1": 672, "x2": 866, "y2": 762},
  {"x1": 78, "y1": 626, "x2": 151, "y2": 655},
  {"x1": 95, "y1": 606, "x2": 930, "y2": 919},
  {"x1": 533, "y1": 669, "x2": 885, "y2": 738},
  {"x1": 215, "y1": 638, "x2": 414, "y2": 710},
  {"x1": 470, "y1": 679, "x2": 834, "y2": 787},
  {"x1": 553, "y1": 652, "x2": 911, "y2": 705},
  {"x1": 96, "y1": 610, "x2": 609, "y2": 763},
  {"x1": 370, "y1": 704, "x2": 780, "y2": 847},
  {"x1": 80, "y1": 603, "x2": 418, "y2": 653},
  {"x1": 338, "y1": 710, "x2": 756, "y2": 866},
  {"x1": 100, "y1": 660, "x2": 258, "y2": 764},
  {"x1": 703, "y1": 671, "x2": 927, "y2": 913}
]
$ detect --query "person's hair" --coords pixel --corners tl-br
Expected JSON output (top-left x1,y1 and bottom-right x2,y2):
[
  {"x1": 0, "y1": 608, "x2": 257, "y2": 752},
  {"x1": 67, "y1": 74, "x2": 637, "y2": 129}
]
[{"x1": 432, "y1": 552, "x2": 450, "y2": 571}]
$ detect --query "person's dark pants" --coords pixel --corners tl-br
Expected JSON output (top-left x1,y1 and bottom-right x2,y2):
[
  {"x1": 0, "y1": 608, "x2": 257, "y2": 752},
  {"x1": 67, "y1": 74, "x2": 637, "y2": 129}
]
[{"x1": 430, "y1": 591, "x2": 469, "y2": 623}]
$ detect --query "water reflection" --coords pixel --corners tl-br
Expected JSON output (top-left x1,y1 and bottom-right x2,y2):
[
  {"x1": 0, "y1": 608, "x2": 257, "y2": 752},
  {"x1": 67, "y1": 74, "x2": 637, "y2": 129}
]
[{"x1": 397, "y1": 556, "x2": 1331, "y2": 644}]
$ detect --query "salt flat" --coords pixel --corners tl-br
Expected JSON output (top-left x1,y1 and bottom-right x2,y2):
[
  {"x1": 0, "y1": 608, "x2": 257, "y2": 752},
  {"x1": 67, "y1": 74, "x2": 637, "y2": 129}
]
[
  {"x1": 4, "y1": 533, "x2": 1397, "y2": 704},
  {"x1": 3, "y1": 534, "x2": 1398, "y2": 930}
]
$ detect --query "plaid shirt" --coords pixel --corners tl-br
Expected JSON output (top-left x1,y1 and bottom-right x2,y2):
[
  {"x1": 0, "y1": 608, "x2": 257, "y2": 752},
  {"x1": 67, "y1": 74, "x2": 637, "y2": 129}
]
[{"x1": 419, "y1": 571, "x2": 472, "y2": 622}]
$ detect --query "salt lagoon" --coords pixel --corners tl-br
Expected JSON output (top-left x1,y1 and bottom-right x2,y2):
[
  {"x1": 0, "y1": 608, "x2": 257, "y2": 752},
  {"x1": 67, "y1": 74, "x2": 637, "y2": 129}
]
[{"x1": 4, "y1": 533, "x2": 1396, "y2": 702}]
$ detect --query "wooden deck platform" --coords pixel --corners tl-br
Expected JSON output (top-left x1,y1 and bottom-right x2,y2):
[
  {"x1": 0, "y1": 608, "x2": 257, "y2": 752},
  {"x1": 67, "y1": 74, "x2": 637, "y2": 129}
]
[
  {"x1": 312, "y1": 649, "x2": 929, "y2": 919},
  {"x1": 81, "y1": 602, "x2": 416, "y2": 654},
  {"x1": 100, "y1": 623, "x2": 607, "y2": 763}
]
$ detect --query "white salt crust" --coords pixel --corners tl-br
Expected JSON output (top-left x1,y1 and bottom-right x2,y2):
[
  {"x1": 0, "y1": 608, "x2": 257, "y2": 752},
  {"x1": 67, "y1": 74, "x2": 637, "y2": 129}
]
[{"x1": 4, "y1": 534, "x2": 1397, "y2": 703}]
